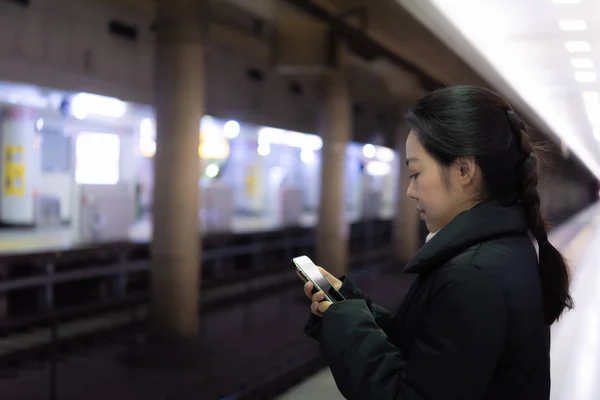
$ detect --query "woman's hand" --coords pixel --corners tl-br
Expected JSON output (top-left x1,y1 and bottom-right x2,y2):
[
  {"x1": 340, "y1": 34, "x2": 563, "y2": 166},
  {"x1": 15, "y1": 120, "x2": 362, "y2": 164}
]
[
  {"x1": 309, "y1": 290, "x2": 332, "y2": 317},
  {"x1": 297, "y1": 267, "x2": 342, "y2": 317}
]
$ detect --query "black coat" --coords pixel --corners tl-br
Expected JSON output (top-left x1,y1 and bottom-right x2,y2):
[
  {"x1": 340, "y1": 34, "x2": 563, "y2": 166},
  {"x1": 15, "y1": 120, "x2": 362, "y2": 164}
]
[{"x1": 305, "y1": 201, "x2": 550, "y2": 400}]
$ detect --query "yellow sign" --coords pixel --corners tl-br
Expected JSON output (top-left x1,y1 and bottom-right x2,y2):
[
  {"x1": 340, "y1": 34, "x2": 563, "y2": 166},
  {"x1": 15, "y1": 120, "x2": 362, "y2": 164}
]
[
  {"x1": 3, "y1": 145, "x2": 25, "y2": 196},
  {"x1": 245, "y1": 165, "x2": 257, "y2": 197}
]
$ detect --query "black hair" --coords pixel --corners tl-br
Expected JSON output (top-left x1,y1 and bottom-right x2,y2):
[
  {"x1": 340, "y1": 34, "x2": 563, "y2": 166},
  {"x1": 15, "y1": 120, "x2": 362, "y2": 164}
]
[{"x1": 405, "y1": 85, "x2": 573, "y2": 325}]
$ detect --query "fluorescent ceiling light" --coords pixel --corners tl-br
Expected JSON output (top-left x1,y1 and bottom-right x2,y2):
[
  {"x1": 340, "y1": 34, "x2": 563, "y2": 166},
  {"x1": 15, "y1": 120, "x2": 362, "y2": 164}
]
[
  {"x1": 575, "y1": 71, "x2": 597, "y2": 83},
  {"x1": 559, "y1": 20, "x2": 587, "y2": 31},
  {"x1": 423, "y1": 0, "x2": 600, "y2": 179},
  {"x1": 571, "y1": 58, "x2": 594, "y2": 69},
  {"x1": 566, "y1": 41, "x2": 591, "y2": 52}
]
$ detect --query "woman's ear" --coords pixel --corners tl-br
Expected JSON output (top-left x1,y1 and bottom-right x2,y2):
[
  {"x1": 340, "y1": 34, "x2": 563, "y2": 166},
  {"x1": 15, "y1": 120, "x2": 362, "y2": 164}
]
[{"x1": 454, "y1": 156, "x2": 478, "y2": 186}]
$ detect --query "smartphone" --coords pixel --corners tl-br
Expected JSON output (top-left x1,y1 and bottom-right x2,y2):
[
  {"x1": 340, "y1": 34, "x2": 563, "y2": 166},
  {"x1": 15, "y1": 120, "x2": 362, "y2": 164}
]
[{"x1": 292, "y1": 255, "x2": 346, "y2": 302}]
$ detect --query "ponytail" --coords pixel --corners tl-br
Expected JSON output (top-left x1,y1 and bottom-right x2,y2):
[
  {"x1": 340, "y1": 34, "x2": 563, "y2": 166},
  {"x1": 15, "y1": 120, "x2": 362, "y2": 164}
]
[{"x1": 509, "y1": 114, "x2": 574, "y2": 324}]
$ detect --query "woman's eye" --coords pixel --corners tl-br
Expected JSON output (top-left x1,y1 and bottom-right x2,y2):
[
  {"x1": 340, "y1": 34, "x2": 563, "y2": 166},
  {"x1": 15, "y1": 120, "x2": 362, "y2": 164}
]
[{"x1": 409, "y1": 173, "x2": 419, "y2": 180}]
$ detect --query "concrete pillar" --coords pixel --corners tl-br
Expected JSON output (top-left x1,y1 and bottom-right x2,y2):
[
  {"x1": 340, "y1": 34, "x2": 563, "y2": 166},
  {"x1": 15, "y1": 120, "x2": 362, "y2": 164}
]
[
  {"x1": 393, "y1": 124, "x2": 420, "y2": 262},
  {"x1": 316, "y1": 68, "x2": 352, "y2": 277},
  {"x1": 150, "y1": 0, "x2": 207, "y2": 340}
]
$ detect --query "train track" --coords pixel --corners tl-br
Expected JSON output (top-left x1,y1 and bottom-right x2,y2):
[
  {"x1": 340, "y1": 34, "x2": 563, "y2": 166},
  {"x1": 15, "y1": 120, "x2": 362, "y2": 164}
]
[
  {"x1": 0, "y1": 268, "x2": 299, "y2": 368},
  {"x1": 0, "y1": 226, "x2": 398, "y2": 399}
]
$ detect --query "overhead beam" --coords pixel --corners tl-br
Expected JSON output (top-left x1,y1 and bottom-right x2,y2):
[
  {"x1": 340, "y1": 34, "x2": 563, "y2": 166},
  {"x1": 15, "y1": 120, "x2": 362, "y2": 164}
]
[
  {"x1": 271, "y1": 3, "x2": 333, "y2": 74},
  {"x1": 93, "y1": 0, "x2": 155, "y2": 18},
  {"x1": 280, "y1": 0, "x2": 443, "y2": 90}
]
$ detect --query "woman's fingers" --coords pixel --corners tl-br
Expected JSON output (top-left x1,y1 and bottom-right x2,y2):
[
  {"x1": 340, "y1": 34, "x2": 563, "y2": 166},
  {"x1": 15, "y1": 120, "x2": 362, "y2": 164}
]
[
  {"x1": 317, "y1": 266, "x2": 332, "y2": 279},
  {"x1": 312, "y1": 291, "x2": 325, "y2": 303},
  {"x1": 304, "y1": 281, "x2": 314, "y2": 299},
  {"x1": 317, "y1": 266, "x2": 342, "y2": 290},
  {"x1": 310, "y1": 301, "x2": 323, "y2": 317}
]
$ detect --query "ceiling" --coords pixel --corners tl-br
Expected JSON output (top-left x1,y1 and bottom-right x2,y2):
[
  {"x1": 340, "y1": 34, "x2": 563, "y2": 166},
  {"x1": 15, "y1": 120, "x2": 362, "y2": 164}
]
[
  {"x1": 317, "y1": 0, "x2": 487, "y2": 86},
  {"x1": 95, "y1": 0, "x2": 600, "y2": 178},
  {"x1": 398, "y1": 0, "x2": 600, "y2": 179}
]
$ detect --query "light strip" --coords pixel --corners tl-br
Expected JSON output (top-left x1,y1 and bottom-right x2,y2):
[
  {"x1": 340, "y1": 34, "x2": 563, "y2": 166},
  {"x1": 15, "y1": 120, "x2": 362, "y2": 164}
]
[
  {"x1": 559, "y1": 20, "x2": 587, "y2": 31},
  {"x1": 566, "y1": 41, "x2": 592, "y2": 52},
  {"x1": 423, "y1": 0, "x2": 600, "y2": 178},
  {"x1": 575, "y1": 71, "x2": 597, "y2": 83},
  {"x1": 571, "y1": 59, "x2": 594, "y2": 69}
]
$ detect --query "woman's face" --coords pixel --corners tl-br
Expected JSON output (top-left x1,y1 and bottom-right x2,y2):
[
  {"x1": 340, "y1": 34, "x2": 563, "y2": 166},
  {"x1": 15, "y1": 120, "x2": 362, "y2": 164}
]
[{"x1": 405, "y1": 131, "x2": 478, "y2": 233}]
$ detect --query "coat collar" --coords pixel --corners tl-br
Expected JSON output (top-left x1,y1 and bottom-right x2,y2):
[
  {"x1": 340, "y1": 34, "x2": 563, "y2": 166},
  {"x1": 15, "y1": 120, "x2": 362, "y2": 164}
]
[{"x1": 404, "y1": 201, "x2": 529, "y2": 274}]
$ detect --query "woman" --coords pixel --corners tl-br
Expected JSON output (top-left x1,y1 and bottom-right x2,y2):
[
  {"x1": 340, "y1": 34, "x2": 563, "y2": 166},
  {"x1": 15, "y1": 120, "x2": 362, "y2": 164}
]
[{"x1": 302, "y1": 86, "x2": 573, "y2": 399}]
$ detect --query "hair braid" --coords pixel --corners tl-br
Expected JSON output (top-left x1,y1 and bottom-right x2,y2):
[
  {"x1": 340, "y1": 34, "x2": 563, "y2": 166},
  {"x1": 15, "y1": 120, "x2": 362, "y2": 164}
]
[{"x1": 507, "y1": 110, "x2": 573, "y2": 323}]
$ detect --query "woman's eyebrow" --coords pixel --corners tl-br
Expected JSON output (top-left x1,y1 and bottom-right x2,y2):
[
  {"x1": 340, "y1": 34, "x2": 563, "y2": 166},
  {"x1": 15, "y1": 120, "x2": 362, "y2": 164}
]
[{"x1": 405, "y1": 157, "x2": 419, "y2": 166}]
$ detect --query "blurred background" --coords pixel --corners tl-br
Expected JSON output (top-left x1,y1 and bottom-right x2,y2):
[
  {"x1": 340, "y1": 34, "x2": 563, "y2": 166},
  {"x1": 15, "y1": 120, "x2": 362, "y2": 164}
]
[{"x1": 0, "y1": 0, "x2": 597, "y2": 398}]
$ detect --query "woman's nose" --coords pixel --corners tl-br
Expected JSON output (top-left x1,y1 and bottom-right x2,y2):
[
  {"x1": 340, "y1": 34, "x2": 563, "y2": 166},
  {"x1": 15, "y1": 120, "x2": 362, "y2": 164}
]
[{"x1": 406, "y1": 181, "x2": 417, "y2": 200}]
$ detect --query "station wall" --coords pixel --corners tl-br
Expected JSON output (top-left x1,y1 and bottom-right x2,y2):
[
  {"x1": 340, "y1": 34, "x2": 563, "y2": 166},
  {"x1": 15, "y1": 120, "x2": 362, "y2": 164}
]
[{"x1": 0, "y1": 0, "x2": 400, "y2": 148}]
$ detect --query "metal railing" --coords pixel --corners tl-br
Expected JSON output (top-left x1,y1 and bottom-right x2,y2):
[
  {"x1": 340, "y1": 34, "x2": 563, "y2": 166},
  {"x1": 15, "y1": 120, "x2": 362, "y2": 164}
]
[
  {"x1": 0, "y1": 218, "x2": 393, "y2": 333},
  {"x1": 0, "y1": 218, "x2": 396, "y2": 400}
]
